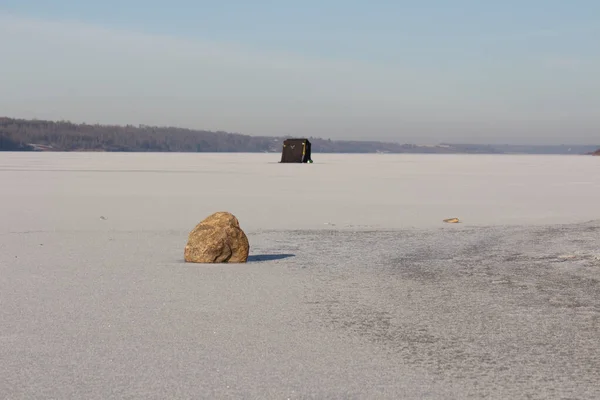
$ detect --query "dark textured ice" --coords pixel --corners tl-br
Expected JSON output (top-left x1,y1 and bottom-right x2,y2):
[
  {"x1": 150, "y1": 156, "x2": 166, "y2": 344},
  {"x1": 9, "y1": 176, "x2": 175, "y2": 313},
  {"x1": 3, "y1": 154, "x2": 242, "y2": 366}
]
[{"x1": 2, "y1": 223, "x2": 600, "y2": 399}]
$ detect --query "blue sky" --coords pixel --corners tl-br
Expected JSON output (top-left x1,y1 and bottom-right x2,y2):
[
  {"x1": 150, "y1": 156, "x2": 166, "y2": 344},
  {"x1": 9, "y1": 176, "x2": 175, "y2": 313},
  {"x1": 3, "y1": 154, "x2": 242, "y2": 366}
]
[{"x1": 1, "y1": 1, "x2": 598, "y2": 144}]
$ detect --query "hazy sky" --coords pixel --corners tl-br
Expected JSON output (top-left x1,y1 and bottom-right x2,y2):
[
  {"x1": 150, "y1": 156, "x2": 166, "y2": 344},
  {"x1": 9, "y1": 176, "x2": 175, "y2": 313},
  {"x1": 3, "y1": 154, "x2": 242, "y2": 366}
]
[{"x1": 1, "y1": 1, "x2": 599, "y2": 144}]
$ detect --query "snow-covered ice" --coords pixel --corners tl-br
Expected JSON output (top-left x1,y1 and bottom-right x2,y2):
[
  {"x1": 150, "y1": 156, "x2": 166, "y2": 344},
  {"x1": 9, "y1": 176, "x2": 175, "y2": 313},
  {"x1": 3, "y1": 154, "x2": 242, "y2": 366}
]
[
  {"x1": 1, "y1": 152, "x2": 599, "y2": 399},
  {"x1": 1, "y1": 152, "x2": 599, "y2": 233}
]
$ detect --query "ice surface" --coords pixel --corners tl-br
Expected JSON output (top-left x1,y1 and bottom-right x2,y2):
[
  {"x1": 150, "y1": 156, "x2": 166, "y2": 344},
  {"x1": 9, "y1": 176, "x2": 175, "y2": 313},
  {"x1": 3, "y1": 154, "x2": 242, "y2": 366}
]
[
  {"x1": 1, "y1": 152, "x2": 599, "y2": 233},
  {"x1": 1, "y1": 152, "x2": 599, "y2": 399}
]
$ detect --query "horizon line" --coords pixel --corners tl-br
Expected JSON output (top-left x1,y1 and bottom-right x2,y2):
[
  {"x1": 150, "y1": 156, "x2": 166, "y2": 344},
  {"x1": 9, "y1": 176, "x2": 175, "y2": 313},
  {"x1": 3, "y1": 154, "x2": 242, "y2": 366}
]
[{"x1": 2, "y1": 115, "x2": 599, "y2": 148}]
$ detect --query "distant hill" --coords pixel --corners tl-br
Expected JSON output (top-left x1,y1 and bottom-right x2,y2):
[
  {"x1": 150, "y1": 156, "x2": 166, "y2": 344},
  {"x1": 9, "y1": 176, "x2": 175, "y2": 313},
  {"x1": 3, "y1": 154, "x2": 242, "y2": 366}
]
[
  {"x1": 441, "y1": 143, "x2": 600, "y2": 155},
  {"x1": 1, "y1": 117, "x2": 597, "y2": 154},
  {"x1": 0, "y1": 117, "x2": 436, "y2": 153}
]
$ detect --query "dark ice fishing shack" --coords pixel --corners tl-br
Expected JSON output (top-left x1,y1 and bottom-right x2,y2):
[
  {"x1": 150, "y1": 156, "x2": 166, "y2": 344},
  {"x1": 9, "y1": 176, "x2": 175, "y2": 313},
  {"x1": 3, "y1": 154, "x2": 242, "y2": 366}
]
[{"x1": 279, "y1": 138, "x2": 313, "y2": 163}]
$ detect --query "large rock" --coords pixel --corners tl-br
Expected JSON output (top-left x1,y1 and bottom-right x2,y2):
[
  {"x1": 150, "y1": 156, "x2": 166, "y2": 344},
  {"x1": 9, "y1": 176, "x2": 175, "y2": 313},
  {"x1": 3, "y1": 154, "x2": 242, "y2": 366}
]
[{"x1": 184, "y1": 212, "x2": 249, "y2": 263}]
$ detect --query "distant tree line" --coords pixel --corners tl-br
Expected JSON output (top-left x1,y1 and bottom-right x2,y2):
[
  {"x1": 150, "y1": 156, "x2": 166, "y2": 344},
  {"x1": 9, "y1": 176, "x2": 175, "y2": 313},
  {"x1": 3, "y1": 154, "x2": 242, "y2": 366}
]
[
  {"x1": 0, "y1": 117, "x2": 439, "y2": 153},
  {"x1": 0, "y1": 117, "x2": 280, "y2": 152},
  {"x1": 1, "y1": 117, "x2": 597, "y2": 154}
]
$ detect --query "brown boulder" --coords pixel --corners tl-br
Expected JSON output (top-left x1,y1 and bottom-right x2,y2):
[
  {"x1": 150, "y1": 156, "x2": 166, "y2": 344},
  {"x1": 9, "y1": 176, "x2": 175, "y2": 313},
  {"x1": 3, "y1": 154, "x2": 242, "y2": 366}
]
[{"x1": 184, "y1": 212, "x2": 249, "y2": 263}]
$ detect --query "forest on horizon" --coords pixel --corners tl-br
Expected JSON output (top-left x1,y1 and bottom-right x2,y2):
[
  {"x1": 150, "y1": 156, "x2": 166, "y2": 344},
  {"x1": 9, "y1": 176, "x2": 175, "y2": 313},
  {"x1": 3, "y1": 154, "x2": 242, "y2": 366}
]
[{"x1": 1, "y1": 117, "x2": 598, "y2": 155}]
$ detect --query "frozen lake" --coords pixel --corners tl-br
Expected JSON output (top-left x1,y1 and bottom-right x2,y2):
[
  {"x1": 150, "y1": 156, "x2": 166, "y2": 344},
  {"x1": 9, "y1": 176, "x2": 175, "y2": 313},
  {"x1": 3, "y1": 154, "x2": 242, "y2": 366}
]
[
  {"x1": 1, "y1": 152, "x2": 600, "y2": 399},
  {"x1": 1, "y1": 152, "x2": 600, "y2": 233}
]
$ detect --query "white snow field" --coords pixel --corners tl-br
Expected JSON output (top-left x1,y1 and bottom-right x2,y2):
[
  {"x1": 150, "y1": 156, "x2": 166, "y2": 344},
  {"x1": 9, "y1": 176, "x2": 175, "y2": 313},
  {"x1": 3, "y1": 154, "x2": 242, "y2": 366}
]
[
  {"x1": 2, "y1": 152, "x2": 600, "y2": 232},
  {"x1": 1, "y1": 152, "x2": 600, "y2": 399}
]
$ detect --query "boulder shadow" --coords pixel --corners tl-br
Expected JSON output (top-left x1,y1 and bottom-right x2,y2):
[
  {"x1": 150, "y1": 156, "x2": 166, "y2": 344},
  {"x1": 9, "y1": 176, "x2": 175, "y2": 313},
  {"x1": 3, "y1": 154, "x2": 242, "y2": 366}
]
[{"x1": 247, "y1": 253, "x2": 296, "y2": 262}]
